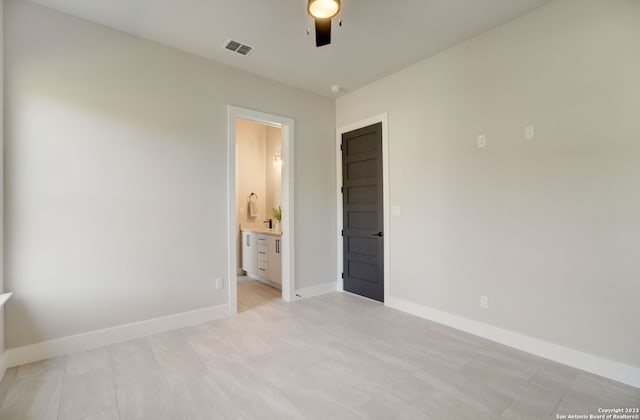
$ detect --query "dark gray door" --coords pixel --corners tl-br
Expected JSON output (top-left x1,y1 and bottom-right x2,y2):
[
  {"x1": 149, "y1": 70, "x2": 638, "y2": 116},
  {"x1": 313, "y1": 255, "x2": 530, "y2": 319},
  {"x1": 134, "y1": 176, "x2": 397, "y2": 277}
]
[{"x1": 342, "y1": 122, "x2": 384, "y2": 302}]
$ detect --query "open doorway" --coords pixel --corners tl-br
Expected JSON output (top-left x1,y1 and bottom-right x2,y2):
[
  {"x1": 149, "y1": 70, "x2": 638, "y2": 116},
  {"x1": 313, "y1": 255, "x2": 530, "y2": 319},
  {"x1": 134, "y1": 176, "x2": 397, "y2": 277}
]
[
  {"x1": 227, "y1": 106, "x2": 295, "y2": 316},
  {"x1": 236, "y1": 120, "x2": 283, "y2": 311}
]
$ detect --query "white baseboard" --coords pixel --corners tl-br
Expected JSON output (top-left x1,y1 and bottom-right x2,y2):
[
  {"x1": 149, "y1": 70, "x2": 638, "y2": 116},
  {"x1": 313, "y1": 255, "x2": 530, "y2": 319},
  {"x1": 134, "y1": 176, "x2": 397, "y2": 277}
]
[
  {"x1": 295, "y1": 282, "x2": 337, "y2": 300},
  {"x1": 386, "y1": 296, "x2": 640, "y2": 389},
  {"x1": 5, "y1": 303, "x2": 230, "y2": 369}
]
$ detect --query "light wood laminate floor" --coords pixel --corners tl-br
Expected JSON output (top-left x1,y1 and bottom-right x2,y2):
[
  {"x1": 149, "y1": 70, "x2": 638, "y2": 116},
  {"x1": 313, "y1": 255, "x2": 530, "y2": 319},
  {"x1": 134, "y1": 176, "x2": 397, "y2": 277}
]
[{"x1": 0, "y1": 292, "x2": 638, "y2": 419}]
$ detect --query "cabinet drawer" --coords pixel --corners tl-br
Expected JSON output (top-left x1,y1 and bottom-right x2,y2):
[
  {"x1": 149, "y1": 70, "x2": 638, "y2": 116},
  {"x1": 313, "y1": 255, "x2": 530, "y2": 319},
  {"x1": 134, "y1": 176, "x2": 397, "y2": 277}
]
[
  {"x1": 258, "y1": 260, "x2": 268, "y2": 273},
  {"x1": 258, "y1": 251, "x2": 268, "y2": 262},
  {"x1": 257, "y1": 234, "x2": 267, "y2": 242}
]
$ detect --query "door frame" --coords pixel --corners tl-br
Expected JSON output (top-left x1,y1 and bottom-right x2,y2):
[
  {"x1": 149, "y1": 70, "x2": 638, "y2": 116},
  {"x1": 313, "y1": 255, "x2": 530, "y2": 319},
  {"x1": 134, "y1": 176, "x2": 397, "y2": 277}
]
[
  {"x1": 336, "y1": 113, "x2": 390, "y2": 303},
  {"x1": 227, "y1": 105, "x2": 296, "y2": 315}
]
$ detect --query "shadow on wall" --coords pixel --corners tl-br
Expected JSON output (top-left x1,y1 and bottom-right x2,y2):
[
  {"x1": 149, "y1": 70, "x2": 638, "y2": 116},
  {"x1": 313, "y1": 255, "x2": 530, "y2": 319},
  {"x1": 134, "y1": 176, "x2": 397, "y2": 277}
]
[{"x1": 5, "y1": 31, "x2": 232, "y2": 348}]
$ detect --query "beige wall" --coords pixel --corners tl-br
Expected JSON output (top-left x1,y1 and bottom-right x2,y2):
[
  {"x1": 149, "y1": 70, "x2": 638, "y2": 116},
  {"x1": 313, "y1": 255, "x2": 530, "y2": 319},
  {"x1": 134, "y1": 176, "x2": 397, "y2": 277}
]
[
  {"x1": 235, "y1": 121, "x2": 282, "y2": 230},
  {"x1": 236, "y1": 120, "x2": 268, "y2": 228},
  {"x1": 337, "y1": 0, "x2": 640, "y2": 367},
  {"x1": 4, "y1": 0, "x2": 335, "y2": 348},
  {"x1": 265, "y1": 126, "x2": 282, "y2": 221}
]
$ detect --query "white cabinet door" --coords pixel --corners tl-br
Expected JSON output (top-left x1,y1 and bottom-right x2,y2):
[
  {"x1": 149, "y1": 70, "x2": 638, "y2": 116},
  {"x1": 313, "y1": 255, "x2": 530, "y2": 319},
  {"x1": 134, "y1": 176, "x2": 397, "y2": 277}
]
[
  {"x1": 267, "y1": 235, "x2": 282, "y2": 285},
  {"x1": 242, "y1": 231, "x2": 258, "y2": 278}
]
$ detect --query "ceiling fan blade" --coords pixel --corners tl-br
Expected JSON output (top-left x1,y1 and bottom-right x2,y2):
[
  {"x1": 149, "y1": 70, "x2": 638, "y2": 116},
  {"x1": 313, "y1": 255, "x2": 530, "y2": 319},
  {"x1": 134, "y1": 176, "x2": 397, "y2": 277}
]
[{"x1": 314, "y1": 18, "x2": 332, "y2": 47}]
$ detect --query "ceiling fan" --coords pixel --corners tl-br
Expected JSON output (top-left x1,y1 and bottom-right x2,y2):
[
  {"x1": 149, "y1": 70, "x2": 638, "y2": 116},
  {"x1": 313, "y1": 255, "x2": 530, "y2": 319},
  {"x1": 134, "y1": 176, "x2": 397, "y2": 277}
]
[{"x1": 307, "y1": 0, "x2": 342, "y2": 47}]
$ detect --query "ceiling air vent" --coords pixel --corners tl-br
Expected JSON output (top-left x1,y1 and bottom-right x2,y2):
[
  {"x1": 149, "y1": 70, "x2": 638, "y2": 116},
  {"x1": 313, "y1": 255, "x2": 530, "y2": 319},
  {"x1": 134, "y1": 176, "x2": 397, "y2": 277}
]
[{"x1": 224, "y1": 39, "x2": 254, "y2": 56}]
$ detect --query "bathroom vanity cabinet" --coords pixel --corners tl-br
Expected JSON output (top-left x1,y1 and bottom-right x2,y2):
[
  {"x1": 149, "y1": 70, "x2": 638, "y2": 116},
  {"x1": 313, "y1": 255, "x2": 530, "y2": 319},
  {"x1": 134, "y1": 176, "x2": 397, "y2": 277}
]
[{"x1": 242, "y1": 228, "x2": 282, "y2": 288}]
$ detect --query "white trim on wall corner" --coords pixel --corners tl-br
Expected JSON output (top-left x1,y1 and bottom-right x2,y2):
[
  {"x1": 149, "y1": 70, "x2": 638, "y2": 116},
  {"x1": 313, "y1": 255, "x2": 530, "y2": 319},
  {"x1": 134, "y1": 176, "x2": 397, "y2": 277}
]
[
  {"x1": 5, "y1": 303, "x2": 230, "y2": 369},
  {"x1": 386, "y1": 296, "x2": 640, "y2": 389},
  {"x1": 295, "y1": 282, "x2": 337, "y2": 300},
  {"x1": 0, "y1": 292, "x2": 12, "y2": 308}
]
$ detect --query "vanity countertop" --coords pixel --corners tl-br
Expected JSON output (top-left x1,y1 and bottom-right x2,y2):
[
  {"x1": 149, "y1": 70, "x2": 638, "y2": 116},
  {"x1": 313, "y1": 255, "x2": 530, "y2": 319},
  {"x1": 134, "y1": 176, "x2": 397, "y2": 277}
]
[{"x1": 241, "y1": 226, "x2": 282, "y2": 236}]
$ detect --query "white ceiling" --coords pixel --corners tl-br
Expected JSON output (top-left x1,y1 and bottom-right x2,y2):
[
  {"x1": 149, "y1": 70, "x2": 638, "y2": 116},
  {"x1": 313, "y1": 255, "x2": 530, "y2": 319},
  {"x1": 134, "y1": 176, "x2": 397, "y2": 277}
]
[{"x1": 28, "y1": 0, "x2": 552, "y2": 97}]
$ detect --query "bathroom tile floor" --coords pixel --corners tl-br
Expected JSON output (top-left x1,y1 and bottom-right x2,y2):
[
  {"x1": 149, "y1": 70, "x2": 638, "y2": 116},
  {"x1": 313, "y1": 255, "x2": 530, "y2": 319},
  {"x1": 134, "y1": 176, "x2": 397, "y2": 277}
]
[
  {"x1": 0, "y1": 291, "x2": 637, "y2": 419},
  {"x1": 237, "y1": 276, "x2": 281, "y2": 313}
]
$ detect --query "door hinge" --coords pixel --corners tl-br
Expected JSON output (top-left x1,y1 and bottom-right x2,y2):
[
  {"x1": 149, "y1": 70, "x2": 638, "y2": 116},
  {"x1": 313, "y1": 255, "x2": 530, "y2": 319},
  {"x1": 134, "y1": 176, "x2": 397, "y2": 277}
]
[
  {"x1": 340, "y1": 186, "x2": 343, "y2": 193},
  {"x1": 341, "y1": 272, "x2": 344, "y2": 279},
  {"x1": 341, "y1": 230, "x2": 344, "y2": 236},
  {"x1": 340, "y1": 144, "x2": 343, "y2": 151}
]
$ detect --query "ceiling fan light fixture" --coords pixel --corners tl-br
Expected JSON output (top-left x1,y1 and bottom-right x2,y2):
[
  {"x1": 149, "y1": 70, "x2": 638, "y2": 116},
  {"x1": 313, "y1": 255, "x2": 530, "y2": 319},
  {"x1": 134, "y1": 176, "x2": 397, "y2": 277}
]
[{"x1": 308, "y1": 0, "x2": 341, "y2": 19}]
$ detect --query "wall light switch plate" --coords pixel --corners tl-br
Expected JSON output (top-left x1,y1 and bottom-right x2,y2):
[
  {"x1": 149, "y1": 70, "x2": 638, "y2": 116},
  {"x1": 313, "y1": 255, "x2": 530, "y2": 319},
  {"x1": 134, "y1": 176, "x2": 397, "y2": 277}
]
[
  {"x1": 525, "y1": 125, "x2": 535, "y2": 140},
  {"x1": 215, "y1": 278, "x2": 224, "y2": 290},
  {"x1": 477, "y1": 135, "x2": 487, "y2": 148},
  {"x1": 480, "y1": 295, "x2": 489, "y2": 309},
  {"x1": 392, "y1": 206, "x2": 401, "y2": 216}
]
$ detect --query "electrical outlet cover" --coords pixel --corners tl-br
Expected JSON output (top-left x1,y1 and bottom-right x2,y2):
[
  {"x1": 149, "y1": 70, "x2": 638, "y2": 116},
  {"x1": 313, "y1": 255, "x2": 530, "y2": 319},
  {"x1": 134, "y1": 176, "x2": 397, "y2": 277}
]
[{"x1": 525, "y1": 125, "x2": 535, "y2": 140}]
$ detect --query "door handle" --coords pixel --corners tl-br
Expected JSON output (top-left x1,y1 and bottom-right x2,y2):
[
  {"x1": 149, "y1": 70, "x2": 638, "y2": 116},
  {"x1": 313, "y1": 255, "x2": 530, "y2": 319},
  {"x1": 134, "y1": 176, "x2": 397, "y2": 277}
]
[{"x1": 372, "y1": 232, "x2": 383, "y2": 237}]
